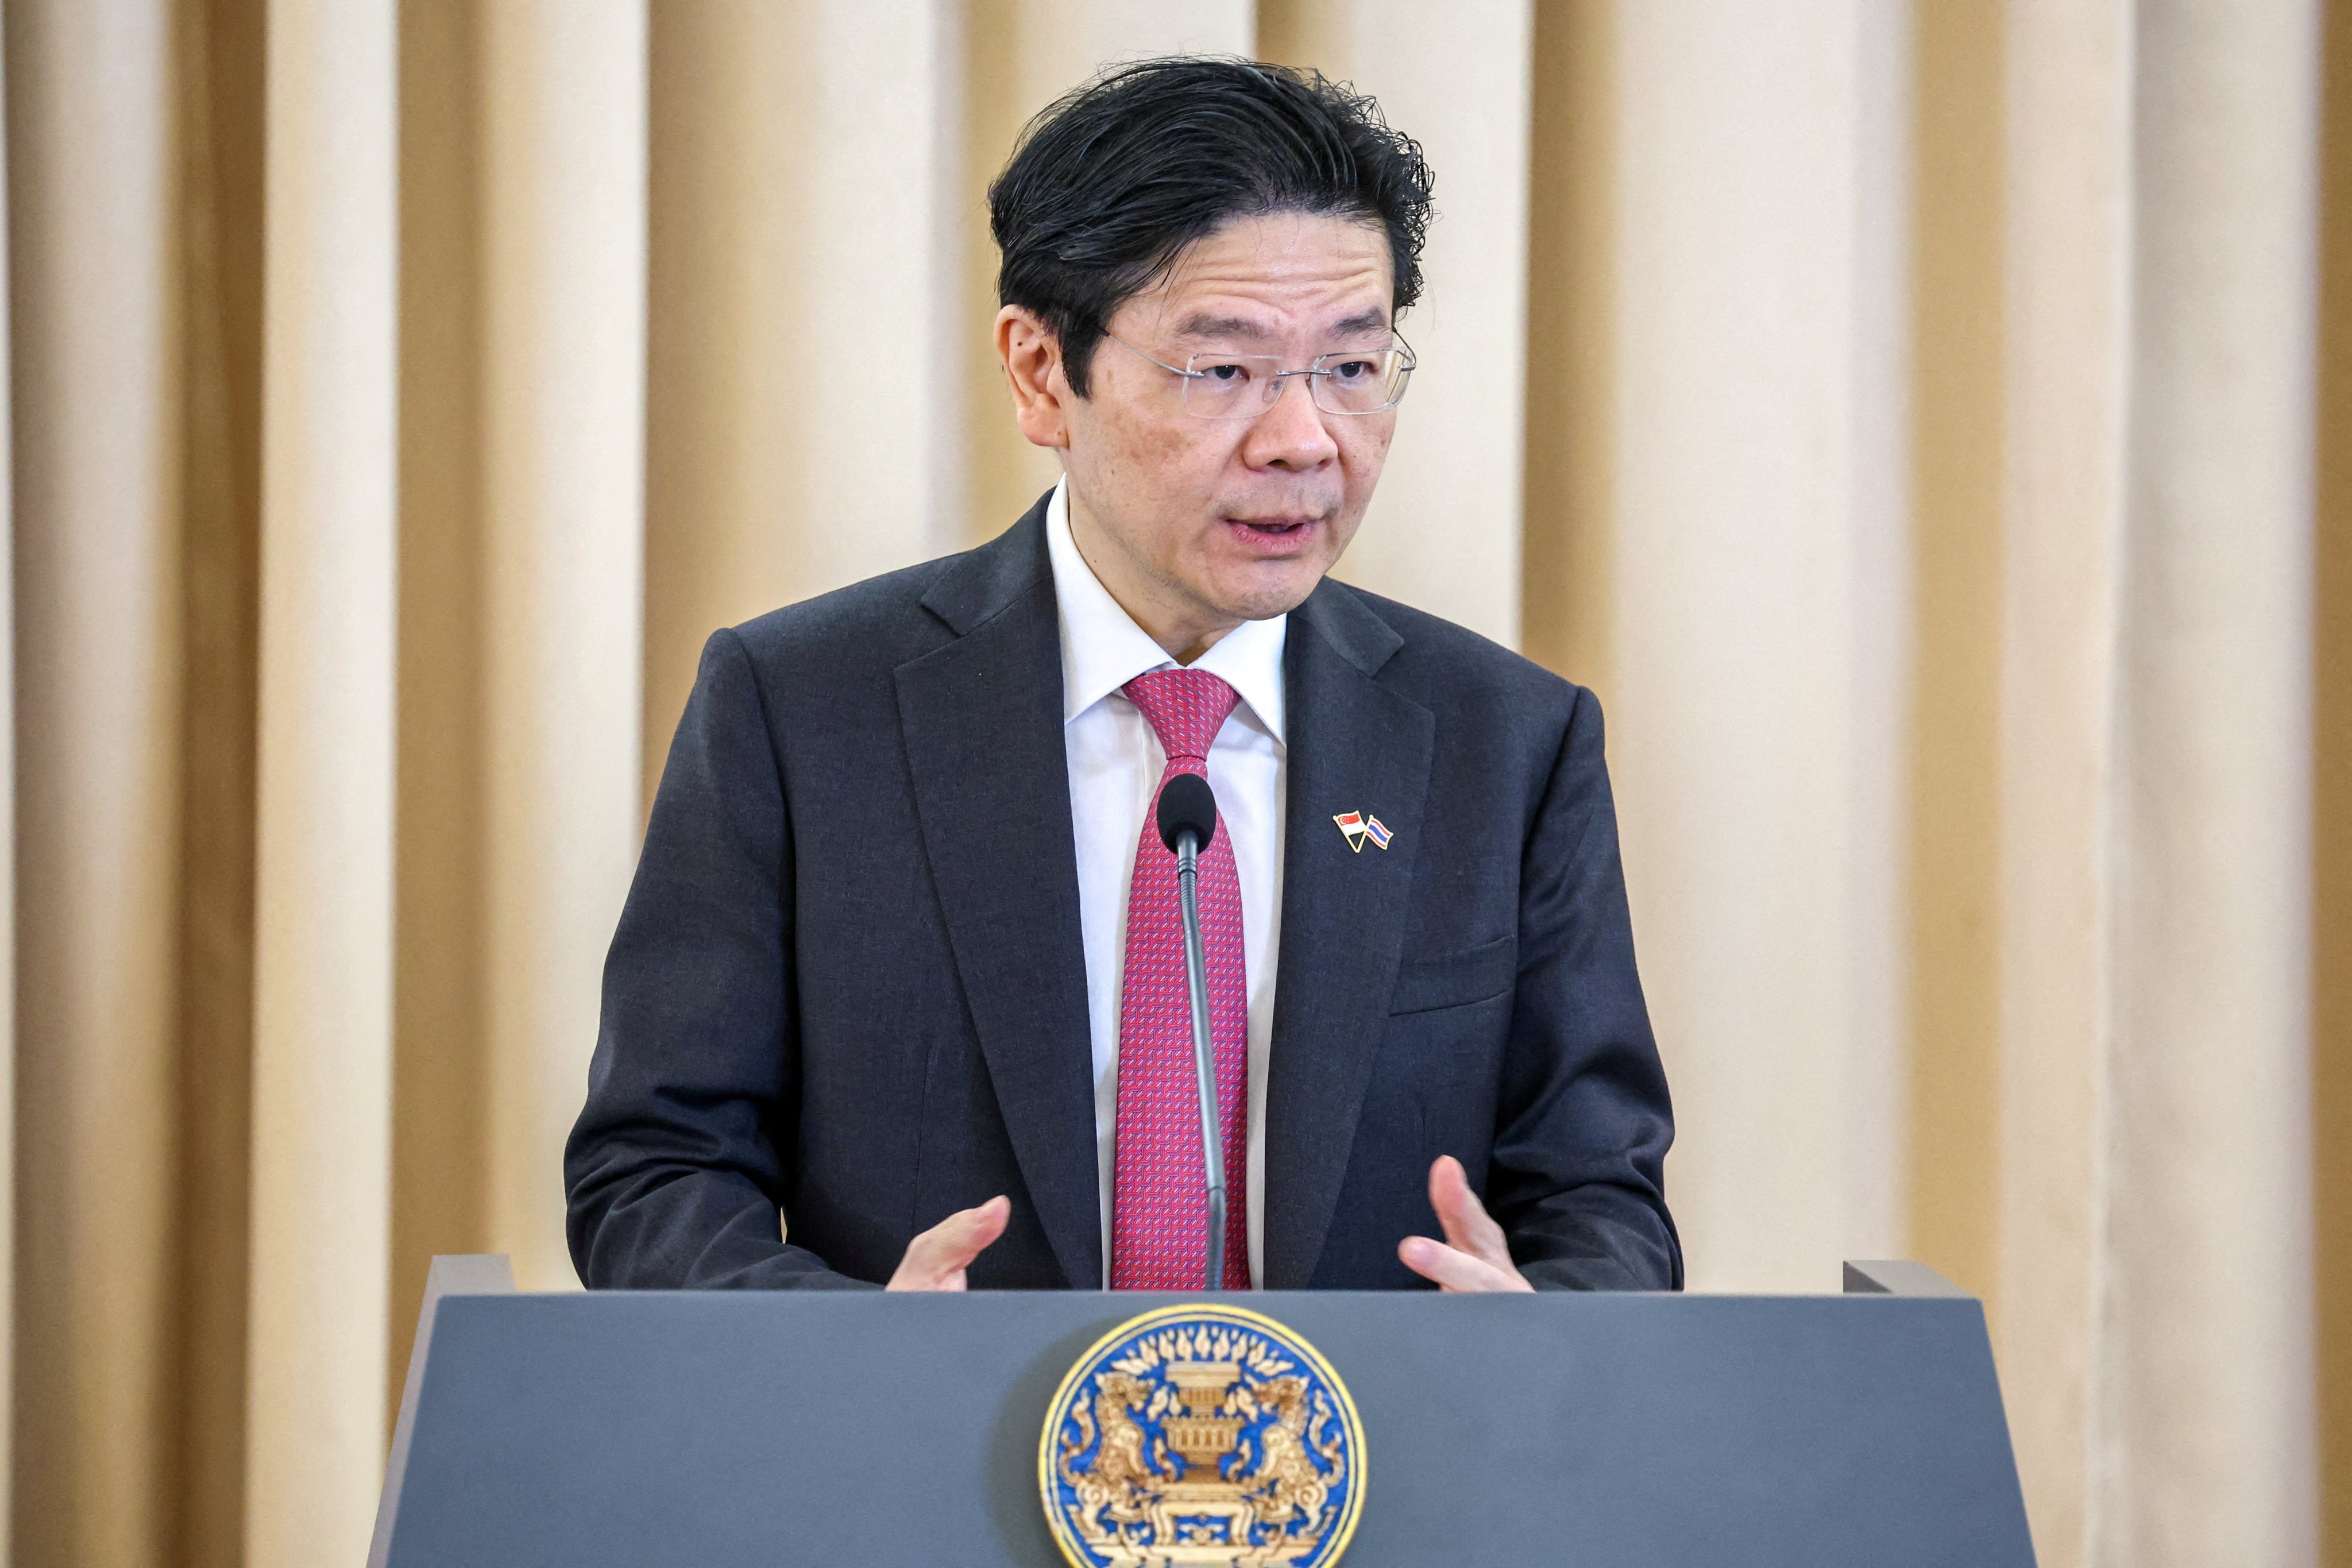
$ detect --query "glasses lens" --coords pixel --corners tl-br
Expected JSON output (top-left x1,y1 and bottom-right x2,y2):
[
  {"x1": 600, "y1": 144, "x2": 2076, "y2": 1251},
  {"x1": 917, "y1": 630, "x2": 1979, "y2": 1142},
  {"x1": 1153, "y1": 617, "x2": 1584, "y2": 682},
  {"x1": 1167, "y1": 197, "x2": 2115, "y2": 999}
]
[
  {"x1": 1314, "y1": 350, "x2": 1409, "y2": 415},
  {"x1": 1183, "y1": 356, "x2": 1279, "y2": 418}
]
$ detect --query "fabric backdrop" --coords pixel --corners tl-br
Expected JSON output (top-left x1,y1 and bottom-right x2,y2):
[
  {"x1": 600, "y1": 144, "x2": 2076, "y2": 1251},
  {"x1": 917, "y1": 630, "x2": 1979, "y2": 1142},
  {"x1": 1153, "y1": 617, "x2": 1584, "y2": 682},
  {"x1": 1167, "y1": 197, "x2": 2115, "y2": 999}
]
[{"x1": 3, "y1": 2, "x2": 2346, "y2": 1566}]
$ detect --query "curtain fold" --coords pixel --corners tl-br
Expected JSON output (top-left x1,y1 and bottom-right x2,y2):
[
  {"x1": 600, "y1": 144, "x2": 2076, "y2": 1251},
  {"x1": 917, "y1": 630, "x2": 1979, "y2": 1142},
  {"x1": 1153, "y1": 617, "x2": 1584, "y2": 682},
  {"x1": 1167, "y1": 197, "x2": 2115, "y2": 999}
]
[
  {"x1": 245, "y1": 3, "x2": 398, "y2": 1566},
  {"x1": 172, "y1": 3, "x2": 262, "y2": 1563},
  {"x1": 475, "y1": 0, "x2": 647, "y2": 1299},
  {"x1": 8, "y1": 3, "x2": 183, "y2": 1565},
  {"x1": 2104, "y1": 7, "x2": 2318, "y2": 1561},
  {"x1": 2314, "y1": 9, "x2": 2352, "y2": 1562},
  {"x1": 1, "y1": 3, "x2": 2342, "y2": 1563}
]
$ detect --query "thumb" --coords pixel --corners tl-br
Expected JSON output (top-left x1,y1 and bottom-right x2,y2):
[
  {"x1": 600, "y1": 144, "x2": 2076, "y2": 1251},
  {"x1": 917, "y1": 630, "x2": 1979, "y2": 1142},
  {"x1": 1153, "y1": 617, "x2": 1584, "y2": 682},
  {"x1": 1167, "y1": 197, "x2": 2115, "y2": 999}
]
[
  {"x1": 887, "y1": 1196, "x2": 1010, "y2": 1291},
  {"x1": 1427, "y1": 1156, "x2": 1513, "y2": 1270}
]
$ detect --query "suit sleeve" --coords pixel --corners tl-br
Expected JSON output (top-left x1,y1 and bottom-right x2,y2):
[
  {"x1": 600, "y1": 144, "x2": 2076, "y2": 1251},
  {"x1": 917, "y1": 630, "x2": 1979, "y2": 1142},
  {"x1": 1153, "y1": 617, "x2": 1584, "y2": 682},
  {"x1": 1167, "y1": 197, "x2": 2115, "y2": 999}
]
[
  {"x1": 1488, "y1": 685, "x2": 1683, "y2": 1291},
  {"x1": 564, "y1": 627, "x2": 876, "y2": 1289}
]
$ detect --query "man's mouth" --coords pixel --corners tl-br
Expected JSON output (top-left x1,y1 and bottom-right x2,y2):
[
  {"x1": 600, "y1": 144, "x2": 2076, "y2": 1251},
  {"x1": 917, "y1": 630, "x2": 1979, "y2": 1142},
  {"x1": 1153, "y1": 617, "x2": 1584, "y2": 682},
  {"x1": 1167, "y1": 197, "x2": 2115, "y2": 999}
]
[{"x1": 1214, "y1": 515, "x2": 1326, "y2": 552}]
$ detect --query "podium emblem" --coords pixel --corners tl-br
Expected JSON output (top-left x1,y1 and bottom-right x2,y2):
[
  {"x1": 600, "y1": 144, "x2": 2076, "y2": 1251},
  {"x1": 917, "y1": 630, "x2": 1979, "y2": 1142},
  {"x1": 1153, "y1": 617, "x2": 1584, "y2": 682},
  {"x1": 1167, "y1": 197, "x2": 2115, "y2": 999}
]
[{"x1": 1040, "y1": 1304, "x2": 1366, "y2": 1568}]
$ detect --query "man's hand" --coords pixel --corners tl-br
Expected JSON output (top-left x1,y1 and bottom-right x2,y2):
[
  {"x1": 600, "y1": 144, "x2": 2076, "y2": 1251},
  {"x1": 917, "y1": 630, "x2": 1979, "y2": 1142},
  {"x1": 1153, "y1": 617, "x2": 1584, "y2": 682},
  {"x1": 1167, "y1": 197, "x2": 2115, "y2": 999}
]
[
  {"x1": 886, "y1": 1196, "x2": 1010, "y2": 1291},
  {"x1": 1398, "y1": 1155, "x2": 1535, "y2": 1292}
]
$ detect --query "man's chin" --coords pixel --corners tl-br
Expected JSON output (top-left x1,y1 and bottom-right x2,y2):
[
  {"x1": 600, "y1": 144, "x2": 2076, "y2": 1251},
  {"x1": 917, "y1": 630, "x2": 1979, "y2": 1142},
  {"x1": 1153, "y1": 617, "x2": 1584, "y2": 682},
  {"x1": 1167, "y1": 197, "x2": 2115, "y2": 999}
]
[{"x1": 1206, "y1": 569, "x2": 1328, "y2": 624}]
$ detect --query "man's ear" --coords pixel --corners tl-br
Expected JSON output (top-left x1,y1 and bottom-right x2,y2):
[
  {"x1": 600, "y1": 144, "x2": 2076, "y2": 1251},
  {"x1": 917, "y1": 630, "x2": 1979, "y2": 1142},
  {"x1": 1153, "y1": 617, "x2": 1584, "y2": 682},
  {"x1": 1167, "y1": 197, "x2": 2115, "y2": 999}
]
[{"x1": 997, "y1": 306, "x2": 1072, "y2": 451}]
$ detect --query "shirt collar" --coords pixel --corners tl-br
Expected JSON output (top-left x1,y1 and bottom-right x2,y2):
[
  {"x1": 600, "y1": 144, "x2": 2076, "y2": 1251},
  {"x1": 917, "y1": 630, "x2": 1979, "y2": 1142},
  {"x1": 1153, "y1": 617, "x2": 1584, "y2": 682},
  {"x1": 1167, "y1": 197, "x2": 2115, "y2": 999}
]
[{"x1": 1045, "y1": 477, "x2": 1288, "y2": 743}]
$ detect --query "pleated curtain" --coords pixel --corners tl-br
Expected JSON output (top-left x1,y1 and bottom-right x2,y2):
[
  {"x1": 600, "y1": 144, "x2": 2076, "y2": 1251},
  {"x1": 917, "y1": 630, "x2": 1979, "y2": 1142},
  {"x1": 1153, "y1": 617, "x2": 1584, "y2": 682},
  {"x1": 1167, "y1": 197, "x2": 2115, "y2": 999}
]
[{"x1": 2, "y1": 3, "x2": 2344, "y2": 1566}]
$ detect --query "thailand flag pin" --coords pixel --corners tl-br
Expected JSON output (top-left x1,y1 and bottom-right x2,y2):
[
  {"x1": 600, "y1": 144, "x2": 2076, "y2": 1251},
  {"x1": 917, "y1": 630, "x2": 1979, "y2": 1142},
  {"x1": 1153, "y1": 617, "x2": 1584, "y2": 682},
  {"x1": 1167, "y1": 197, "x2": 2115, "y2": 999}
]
[{"x1": 1333, "y1": 812, "x2": 1391, "y2": 852}]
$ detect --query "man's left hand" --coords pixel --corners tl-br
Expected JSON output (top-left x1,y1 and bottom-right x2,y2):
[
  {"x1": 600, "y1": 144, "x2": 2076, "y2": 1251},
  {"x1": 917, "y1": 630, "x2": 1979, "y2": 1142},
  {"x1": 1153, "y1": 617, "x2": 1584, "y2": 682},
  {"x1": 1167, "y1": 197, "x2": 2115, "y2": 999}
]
[{"x1": 1397, "y1": 1154, "x2": 1535, "y2": 1292}]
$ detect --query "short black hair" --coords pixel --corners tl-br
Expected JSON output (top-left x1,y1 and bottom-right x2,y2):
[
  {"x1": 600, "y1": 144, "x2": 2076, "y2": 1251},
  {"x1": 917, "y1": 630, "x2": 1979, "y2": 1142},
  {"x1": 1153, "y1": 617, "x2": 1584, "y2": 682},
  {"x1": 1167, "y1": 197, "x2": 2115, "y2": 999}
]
[{"x1": 989, "y1": 57, "x2": 1435, "y2": 396}]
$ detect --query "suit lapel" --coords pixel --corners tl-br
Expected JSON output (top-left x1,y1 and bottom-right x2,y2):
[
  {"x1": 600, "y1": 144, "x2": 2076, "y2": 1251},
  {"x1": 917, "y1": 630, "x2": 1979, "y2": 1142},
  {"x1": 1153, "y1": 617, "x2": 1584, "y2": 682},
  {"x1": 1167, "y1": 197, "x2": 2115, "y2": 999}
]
[
  {"x1": 895, "y1": 503, "x2": 1100, "y2": 1288},
  {"x1": 1262, "y1": 584, "x2": 1433, "y2": 1287}
]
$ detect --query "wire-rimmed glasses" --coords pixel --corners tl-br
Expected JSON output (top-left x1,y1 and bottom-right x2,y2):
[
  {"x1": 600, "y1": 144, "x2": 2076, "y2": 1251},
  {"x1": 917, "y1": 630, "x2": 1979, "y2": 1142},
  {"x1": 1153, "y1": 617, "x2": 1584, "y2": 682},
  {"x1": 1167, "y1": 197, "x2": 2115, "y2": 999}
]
[{"x1": 1104, "y1": 332, "x2": 1416, "y2": 419}]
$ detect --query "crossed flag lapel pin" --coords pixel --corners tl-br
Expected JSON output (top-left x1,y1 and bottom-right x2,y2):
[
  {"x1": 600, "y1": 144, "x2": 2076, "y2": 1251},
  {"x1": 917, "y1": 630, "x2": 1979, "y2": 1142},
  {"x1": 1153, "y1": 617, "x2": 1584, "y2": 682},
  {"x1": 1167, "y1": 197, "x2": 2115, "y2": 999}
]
[{"x1": 1332, "y1": 810, "x2": 1392, "y2": 853}]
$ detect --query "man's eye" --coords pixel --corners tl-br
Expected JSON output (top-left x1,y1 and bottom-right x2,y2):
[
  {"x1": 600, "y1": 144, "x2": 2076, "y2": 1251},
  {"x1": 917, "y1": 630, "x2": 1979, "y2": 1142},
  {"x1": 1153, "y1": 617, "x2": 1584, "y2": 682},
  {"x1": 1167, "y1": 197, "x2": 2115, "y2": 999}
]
[
  {"x1": 1200, "y1": 361, "x2": 1251, "y2": 383},
  {"x1": 1330, "y1": 359, "x2": 1377, "y2": 381}
]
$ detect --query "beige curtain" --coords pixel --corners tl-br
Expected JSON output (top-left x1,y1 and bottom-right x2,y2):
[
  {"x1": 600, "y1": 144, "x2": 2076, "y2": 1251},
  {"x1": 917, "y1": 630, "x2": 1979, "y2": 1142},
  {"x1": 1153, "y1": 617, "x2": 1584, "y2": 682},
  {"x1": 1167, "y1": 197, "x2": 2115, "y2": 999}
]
[{"x1": 5, "y1": 2, "x2": 2346, "y2": 1565}]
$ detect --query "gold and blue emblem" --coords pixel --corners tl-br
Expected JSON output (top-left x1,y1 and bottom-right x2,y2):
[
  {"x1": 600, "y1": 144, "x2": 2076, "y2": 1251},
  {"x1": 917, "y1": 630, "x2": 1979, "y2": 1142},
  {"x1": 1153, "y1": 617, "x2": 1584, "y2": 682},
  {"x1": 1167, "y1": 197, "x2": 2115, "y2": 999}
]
[{"x1": 1040, "y1": 1304, "x2": 1366, "y2": 1568}]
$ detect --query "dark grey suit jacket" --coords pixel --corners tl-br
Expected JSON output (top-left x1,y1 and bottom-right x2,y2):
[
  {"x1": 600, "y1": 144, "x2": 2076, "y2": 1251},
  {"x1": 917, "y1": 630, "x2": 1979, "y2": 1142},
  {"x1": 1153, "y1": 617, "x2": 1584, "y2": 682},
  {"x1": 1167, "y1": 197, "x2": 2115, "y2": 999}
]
[{"x1": 565, "y1": 498, "x2": 1681, "y2": 1291}]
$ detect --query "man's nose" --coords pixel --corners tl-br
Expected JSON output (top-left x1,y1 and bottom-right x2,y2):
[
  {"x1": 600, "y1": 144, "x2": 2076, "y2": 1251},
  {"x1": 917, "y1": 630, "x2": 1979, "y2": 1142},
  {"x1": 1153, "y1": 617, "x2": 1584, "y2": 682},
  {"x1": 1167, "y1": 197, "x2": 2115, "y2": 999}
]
[{"x1": 1242, "y1": 374, "x2": 1341, "y2": 470}]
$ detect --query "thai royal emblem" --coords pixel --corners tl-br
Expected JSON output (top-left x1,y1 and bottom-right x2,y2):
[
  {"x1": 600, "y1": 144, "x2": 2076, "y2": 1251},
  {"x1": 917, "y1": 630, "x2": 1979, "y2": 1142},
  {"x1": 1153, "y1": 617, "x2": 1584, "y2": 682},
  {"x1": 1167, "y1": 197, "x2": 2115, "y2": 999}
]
[{"x1": 1040, "y1": 1304, "x2": 1366, "y2": 1568}]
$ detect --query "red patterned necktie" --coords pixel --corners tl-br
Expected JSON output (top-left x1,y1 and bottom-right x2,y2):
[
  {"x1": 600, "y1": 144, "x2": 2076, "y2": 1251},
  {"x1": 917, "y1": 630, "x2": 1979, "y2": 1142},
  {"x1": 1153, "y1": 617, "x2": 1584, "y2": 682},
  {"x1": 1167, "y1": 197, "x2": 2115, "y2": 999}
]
[{"x1": 1109, "y1": 669, "x2": 1251, "y2": 1291}]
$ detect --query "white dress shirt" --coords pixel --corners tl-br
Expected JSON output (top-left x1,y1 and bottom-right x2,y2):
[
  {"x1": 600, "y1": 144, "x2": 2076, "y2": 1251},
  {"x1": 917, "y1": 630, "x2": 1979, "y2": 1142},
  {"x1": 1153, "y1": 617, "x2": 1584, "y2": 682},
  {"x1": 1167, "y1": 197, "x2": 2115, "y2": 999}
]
[{"x1": 1044, "y1": 478, "x2": 1286, "y2": 1288}]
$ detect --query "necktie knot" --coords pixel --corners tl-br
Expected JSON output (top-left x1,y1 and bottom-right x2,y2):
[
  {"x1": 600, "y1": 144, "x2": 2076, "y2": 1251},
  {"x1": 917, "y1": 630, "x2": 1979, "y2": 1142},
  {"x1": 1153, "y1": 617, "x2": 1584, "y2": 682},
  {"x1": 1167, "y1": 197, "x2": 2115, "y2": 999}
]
[{"x1": 1122, "y1": 669, "x2": 1240, "y2": 770}]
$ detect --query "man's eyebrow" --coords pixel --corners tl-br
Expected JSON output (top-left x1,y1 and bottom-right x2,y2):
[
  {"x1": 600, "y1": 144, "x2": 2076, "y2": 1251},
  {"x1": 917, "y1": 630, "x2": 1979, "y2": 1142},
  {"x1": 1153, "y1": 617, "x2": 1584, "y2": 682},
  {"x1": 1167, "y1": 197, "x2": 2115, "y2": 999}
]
[
  {"x1": 1172, "y1": 314, "x2": 1269, "y2": 341},
  {"x1": 1170, "y1": 308, "x2": 1395, "y2": 342}
]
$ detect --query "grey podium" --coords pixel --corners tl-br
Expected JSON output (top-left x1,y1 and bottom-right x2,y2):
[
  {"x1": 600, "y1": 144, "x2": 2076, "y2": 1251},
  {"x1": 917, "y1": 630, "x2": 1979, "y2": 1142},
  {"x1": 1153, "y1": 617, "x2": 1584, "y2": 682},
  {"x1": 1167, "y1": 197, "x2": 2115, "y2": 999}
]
[{"x1": 368, "y1": 1257, "x2": 2034, "y2": 1567}]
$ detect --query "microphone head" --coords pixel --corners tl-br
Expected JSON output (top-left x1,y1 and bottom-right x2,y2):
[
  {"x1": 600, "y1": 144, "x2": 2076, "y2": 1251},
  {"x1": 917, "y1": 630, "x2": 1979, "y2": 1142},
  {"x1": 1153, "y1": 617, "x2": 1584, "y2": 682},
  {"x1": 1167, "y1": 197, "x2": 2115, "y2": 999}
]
[{"x1": 1156, "y1": 772, "x2": 1219, "y2": 856}]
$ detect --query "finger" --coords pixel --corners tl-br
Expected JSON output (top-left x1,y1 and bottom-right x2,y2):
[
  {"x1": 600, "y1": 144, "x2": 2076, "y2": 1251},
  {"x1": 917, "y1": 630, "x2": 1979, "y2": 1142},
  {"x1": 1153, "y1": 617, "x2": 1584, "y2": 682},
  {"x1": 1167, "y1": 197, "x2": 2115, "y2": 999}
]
[
  {"x1": 887, "y1": 1196, "x2": 1010, "y2": 1291},
  {"x1": 1397, "y1": 1235, "x2": 1527, "y2": 1293},
  {"x1": 1427, "y1": 1156, "x2": 1513, "y2": 1270}
]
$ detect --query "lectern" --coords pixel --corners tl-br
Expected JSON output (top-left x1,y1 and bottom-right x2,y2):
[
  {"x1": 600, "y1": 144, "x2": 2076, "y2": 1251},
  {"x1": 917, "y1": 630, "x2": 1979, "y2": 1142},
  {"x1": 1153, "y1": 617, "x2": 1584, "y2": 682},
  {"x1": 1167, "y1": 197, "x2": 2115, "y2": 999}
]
[{"x1": 368, "y1": 1258, "x2": 2033, "y2": 1567}]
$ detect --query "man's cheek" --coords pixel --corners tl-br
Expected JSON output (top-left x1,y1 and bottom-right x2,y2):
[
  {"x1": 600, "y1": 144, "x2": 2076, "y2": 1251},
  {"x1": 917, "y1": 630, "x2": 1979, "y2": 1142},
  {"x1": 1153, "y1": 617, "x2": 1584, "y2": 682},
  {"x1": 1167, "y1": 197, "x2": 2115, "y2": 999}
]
[
  {"x1": 1130, "y1": 415, "x2": 1211, "y2": 483},
  {"x1": 1103, "y1": 413, "x2": 1183, "y2": 496}
]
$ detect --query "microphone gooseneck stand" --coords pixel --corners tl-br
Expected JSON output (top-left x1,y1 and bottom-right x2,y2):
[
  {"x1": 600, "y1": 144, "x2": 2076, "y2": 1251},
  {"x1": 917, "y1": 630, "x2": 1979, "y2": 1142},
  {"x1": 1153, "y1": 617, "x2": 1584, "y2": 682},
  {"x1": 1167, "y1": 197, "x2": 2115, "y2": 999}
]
[{"x1": 1157, "y1": 773, "x2": 1226, "y2": 1293}]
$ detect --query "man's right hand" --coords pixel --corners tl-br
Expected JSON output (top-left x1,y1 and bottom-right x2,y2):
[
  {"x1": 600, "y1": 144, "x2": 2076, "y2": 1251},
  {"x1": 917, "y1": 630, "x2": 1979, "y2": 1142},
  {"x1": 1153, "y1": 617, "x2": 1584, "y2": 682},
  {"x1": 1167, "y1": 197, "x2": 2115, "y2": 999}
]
[{"x1": 885, "y1": 1195, "x2": 1010, "y2": 1291}]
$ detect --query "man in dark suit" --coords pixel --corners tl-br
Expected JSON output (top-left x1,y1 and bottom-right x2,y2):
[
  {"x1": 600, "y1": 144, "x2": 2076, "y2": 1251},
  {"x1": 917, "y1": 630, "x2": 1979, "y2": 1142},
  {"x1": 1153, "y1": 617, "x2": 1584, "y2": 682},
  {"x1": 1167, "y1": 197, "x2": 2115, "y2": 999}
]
[{"x1": 566, "y1": 59, "x2": 1679, "y2": 1295}]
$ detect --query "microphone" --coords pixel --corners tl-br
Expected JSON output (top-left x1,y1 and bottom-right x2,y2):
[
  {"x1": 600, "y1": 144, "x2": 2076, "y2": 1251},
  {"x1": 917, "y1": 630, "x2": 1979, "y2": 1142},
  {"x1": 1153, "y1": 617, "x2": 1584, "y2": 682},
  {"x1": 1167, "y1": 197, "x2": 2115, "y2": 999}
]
[
  {"x1": 1155, "y1": 772, "x2": 1218, "y2": 859},
  {"x1": 1154, "y1": 773, "x2": 1227, "y2": 1292}
]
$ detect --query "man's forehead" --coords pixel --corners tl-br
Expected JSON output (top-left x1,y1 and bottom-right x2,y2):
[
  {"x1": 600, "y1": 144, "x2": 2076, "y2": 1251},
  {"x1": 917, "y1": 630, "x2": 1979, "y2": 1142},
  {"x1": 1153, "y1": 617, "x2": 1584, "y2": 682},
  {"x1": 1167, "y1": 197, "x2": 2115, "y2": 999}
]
[{"x1": 1125, "y1": 212, "x2": 1395, "y2": 341}]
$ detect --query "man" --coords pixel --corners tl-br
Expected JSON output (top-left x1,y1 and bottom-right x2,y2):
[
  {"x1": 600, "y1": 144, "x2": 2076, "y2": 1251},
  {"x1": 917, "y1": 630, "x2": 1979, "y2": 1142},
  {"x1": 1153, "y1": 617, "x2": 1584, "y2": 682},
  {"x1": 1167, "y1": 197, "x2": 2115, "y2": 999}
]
[{"x1": 566, "y1": 59, "x2": 1679, "y2": 1294}]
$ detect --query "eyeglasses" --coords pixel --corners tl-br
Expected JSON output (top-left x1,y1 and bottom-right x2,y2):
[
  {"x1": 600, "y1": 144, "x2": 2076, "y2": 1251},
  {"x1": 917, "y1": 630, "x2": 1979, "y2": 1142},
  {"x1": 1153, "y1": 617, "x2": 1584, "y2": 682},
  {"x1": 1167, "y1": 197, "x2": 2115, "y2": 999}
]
[{"x1": 1103, "y1": 332, "x2": 1416, "y2": 419}]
